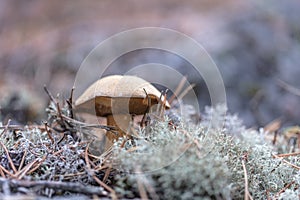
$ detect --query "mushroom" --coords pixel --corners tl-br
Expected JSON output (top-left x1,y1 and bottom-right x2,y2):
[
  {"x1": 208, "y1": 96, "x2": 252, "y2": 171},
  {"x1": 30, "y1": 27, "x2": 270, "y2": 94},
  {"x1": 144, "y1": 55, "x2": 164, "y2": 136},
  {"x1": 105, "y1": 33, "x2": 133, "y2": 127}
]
[{"x1": 75, "y1": 75, "x2": 170, "y2": 143}]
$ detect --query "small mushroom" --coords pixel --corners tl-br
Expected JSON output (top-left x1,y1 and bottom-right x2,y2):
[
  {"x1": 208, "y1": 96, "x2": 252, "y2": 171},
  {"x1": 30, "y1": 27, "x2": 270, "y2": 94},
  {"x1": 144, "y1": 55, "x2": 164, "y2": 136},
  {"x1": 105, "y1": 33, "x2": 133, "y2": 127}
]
[{"x1": 75, "y1": 75, "x2": 170, "y2": 143}]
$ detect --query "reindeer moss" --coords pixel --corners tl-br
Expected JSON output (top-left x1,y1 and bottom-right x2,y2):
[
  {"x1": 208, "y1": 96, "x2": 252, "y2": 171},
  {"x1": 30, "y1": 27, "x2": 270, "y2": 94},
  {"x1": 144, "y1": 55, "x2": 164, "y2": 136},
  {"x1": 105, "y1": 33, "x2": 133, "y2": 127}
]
[{"x1": 112, "y1": 105, "x2": 300, "y2": 199}]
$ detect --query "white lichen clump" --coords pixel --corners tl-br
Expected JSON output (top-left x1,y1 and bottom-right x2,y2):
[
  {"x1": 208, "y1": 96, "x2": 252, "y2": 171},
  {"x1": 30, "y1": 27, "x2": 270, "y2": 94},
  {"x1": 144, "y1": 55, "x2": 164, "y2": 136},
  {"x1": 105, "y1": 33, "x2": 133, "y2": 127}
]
[{"x1": 112, "y1": 104, "x2": 300, "y2": 199}]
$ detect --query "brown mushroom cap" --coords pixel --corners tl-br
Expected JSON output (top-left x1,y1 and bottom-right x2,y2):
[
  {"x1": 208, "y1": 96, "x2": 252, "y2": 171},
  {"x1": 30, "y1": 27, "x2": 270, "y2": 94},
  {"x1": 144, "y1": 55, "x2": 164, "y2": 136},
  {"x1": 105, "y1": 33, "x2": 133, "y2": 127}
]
[{"x1": 75, "y1": 75, "x2": 170, "y2": 116}]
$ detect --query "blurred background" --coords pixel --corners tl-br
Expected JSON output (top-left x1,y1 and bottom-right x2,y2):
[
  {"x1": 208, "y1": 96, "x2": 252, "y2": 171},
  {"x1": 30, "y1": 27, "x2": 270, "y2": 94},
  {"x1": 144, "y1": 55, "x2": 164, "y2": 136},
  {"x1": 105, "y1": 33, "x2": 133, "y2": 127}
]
[{"x1": 0, "y1": 0, "x2": 300, "y2": 127}]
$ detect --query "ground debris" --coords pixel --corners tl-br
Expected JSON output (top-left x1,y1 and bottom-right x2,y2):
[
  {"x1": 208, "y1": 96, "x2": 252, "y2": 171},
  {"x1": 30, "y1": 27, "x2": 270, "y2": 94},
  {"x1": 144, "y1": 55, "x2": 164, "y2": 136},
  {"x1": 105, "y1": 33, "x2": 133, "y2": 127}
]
[{"x1": 0, "y1": 88, "x2": 115, "y2": 199}]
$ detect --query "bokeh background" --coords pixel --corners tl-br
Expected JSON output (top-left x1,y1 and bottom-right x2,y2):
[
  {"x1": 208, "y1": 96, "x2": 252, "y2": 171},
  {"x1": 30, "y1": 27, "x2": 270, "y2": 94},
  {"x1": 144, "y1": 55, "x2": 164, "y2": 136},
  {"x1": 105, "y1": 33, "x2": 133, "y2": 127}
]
[{"x1": 0, "y1": 0, "x2": 300, "y2": 127}]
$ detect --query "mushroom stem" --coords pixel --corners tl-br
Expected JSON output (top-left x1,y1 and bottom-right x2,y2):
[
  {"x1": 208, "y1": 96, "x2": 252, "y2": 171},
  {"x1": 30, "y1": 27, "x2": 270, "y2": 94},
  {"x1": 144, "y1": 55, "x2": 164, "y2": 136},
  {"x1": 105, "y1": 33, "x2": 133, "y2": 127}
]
[{"x1": 106, "y1": 114, "x2": 131, "y2": 142}]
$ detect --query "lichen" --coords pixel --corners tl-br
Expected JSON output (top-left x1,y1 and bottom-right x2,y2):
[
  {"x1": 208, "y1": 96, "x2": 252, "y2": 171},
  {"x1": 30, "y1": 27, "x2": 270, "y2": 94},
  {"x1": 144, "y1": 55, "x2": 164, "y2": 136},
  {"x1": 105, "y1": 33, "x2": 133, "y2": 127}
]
[{"x1": 112, "y1": 104, "x2": 300, "y2": 199}]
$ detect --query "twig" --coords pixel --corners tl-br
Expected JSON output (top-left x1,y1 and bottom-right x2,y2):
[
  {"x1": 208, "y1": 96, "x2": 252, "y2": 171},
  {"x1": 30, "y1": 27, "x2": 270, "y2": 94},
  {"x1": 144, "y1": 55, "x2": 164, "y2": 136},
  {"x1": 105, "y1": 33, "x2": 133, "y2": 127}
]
[
  {"x1": 266, "y1": 190, "x2": 271, "y2": 200},
  {"x1": 0, "y1": 177, "x2": 106, "y2": 196},
  {"x1": 94, "y1": 164, "x2": 110, "y2": 172},
  {"x1": 0, "y1": 164, "x2": 6, "y2": 178},
  {"x1": 53, "y1": 149, "x2": 64, "y2": 156},
  {"x1": 273, "y1": 154, "x2": 300, "y2": 170},
  {"x1": 241, "y1": 155, "x2": 253, "y2": 200},
  {"x1": 103, "y1": 165, "x2": 112, "y2": 183},
  {"x1": 274, "y1": 152, "x2": 300, "y2": 158},
  {"x1": 298, "y1": 133, "x2": 300, "y2": 150},
  {"x1": 0, "y1": 119, "x2": 11, "y2": 136},
  {"x1": 275, "y1": 180, "x2": 296, "y2": 198},
  {"x1": 127, "y1": 146, "x2": 139, "y2": 152},
  {"x1": 144, "y1": 181, "x2": 159, "y2": 200},
  {"x1": 85, "y1": 143, "x2": 92, "y2": 172},
  {"x1": 263, "y1": 118, "x2": 282, "y2": 145},
  {"x1": 53, "y1": 171, "x2": 86, "y2": 180},
  {"x1": 134, "y1": 165, "x2": 159, "y2": 200},
  {"x1": 18, "y1": 149, "x2": 27, "y2": 171},
  {"x1": 85, "y1": 144, "x2": 117, "y2": 199},
  {"x1": 142, "y1": 178, "x2": 159, "y2": 200},
  {"x1": 57, "y1": 132, "x2": 67, "y2": 144},
  {"x1": 156, "y1": 91, "x2": 163, "y2": 113},
  {"x1": 120, "y1": 137, "x2": 128, "y2": 149},
  {"x1": 45, "y1": 85, "x2": 66, "y2": 127},
  {"x1": 93, "y1": 175, "x2": 117, "y2": 200},
  {"x1": 0, "y1": 164, "x2": 14, "y2": 177},
  {"x1": 264, "y1": 118, "x2": 282, "y2": 133},
  {"x1": 44, "y1": 121, "x2": 54, "y2": 144},
  {"x1": 273, "y1": 131, "x2": 278, "y2": 145},
  {"x1": 159, "y1": 90, "x2": 168, "y2": 118},
  {"x1": 15, "y1": 155, "x2": 47, "y2": 179},
  {"x1": 15, "y1": 158, "x2": 38, "y2": 179},
  {"x1": 276, "y1": 79, "x2": 300, "y2": 96},
  {"x1": 168, "y1": 75, "x2": 188, "y2": 104},
  {"x1": 56, "y1": 102, "x2": 67, "y2": 129},
  {"x1": 179, "y1": 128, "x2": 202, "y2": 157},
  {"x1": 141, "y1": 88, "x2": 151, "y2": 127},
  {"x1": 44, "y1": 85, "x2": 69, "y2": 130},
  {"x1": 44, "y1": 85, "x2": 56, "y2": 103},
  {"x1": 27, "y1": 155, "x2": 47, "y2": 175},
  {"x1": 177, "y1": 83, "x2": 196, "y2": 100},
  {"x1": 136, "y1": 172, "x2": 148, "y2": 199},
  {"x1": 0, "y1": 140, "x2": 17, "y2": 173},
  {"x1": 66, "y1": 87, "x2": 75, "y2": 119},
  {"x1": 0, "y1": 124, "x2": 46, "y2": 131},
  {"x1": 61, "y1": 114, "x2": 114, "y2": 131},
  {"x1": 0, "y1": 125, "x2": 22, "y2": 130},
  {"x1": 130, "y1": 126, "x2": 141, "y2": 138}
]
